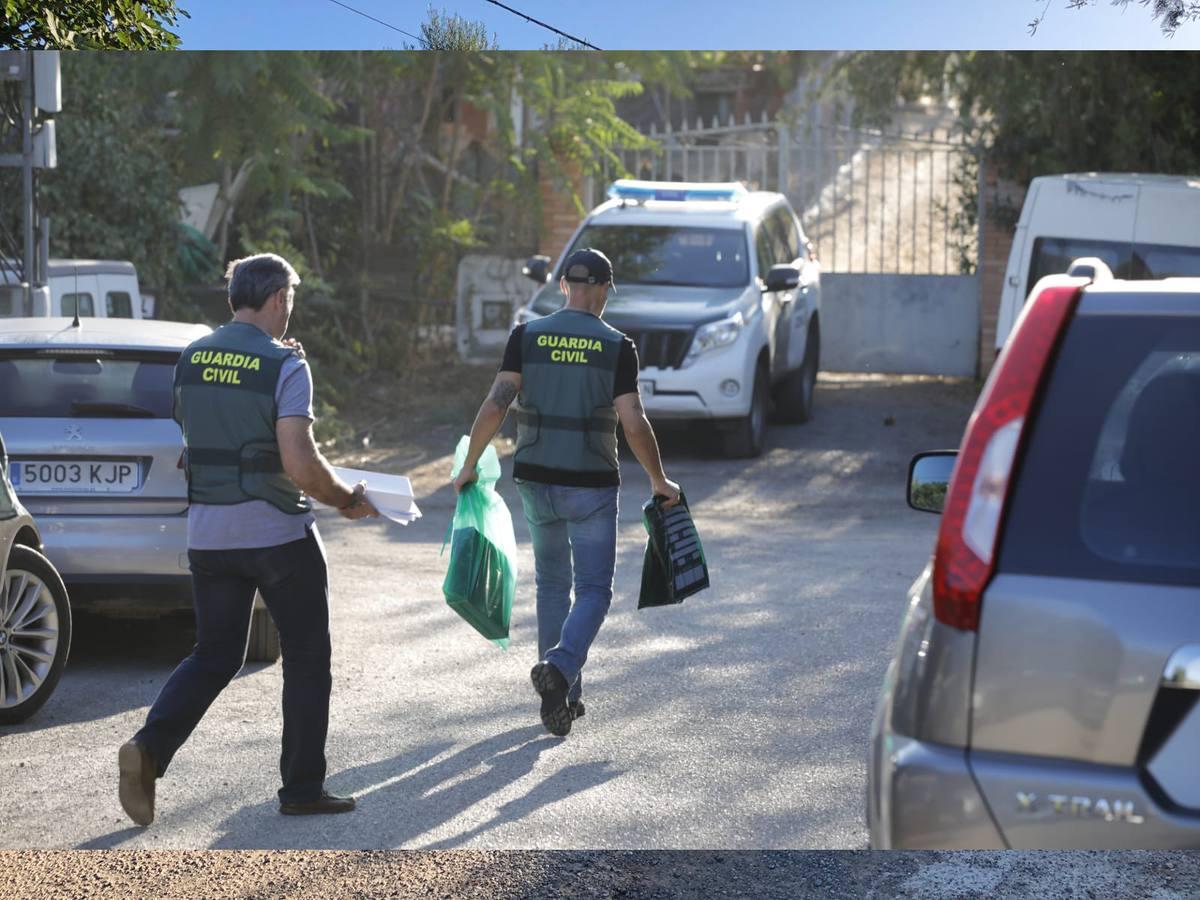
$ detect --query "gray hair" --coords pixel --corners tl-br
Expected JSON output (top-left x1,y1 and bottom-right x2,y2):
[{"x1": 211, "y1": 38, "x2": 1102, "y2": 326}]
[{"x1": 225, "y1": 253, "x2": 300, "y2": 312}]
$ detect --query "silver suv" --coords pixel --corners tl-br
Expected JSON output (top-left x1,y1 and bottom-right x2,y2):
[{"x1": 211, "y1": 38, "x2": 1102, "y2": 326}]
[
  {"x1": 870, "y1": 268, "x2": 1200, "y2": 849},
  {"x1": 0, "y1": 318, "x2": 280, "y2": 664},
  {"x1": 0, "y1": 430, "x2": 71, "y2": 723}
]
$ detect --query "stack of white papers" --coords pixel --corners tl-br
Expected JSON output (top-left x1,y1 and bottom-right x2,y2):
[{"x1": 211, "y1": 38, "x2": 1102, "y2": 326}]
[{"x1": 311, "y1": 466, "x2": 423, "y2": 525}]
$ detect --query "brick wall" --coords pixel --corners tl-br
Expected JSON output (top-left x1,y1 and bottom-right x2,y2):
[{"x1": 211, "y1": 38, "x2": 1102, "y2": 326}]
[
  {"x1": 537, "y1": 160, "x2": 586, "y2": 257},
  {"x1": 977, "y1": 160, "x2": 1027, "y2": 378}
]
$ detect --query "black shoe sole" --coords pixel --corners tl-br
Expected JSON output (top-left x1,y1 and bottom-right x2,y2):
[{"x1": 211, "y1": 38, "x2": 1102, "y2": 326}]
[
  {"x1": 531, "y1": 662, "x2": 573, "y2": 737},
  {"x1": 279, "y1": 801, "x2": 356, "y2": 816}
]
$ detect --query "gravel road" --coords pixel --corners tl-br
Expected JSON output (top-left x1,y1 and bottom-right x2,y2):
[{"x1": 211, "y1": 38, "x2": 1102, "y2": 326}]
[{"x1": 4, "y1": 849, "x2": 1198, "y2": 898}]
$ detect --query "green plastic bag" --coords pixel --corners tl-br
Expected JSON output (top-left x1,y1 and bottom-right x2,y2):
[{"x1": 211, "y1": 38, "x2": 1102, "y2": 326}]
[
  {"x1": 638, "y1": 491, "x2": 709, "y2": 609},
  {"x1": 441, "y1": 436, "x2": 517, "y2": 648}
]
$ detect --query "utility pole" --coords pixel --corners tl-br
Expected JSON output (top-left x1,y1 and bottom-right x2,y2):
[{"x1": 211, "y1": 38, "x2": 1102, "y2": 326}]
[
  {"x1": 22, "y1": 52, "x2": 35, "y2": 296},
  {"x1": 0, "y1": 50, "x2": 59, "y2": 313}
]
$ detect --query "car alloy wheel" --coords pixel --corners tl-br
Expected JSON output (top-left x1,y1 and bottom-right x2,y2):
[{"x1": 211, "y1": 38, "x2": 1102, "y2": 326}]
[{"x1": 0, "y1": 567, "x2": 60, "y2": 710}]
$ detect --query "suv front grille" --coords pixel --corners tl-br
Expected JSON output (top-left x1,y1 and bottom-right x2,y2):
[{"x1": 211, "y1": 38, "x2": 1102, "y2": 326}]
[{"x1": 626, "y1": 329, "x2": 693, "y2": 370}]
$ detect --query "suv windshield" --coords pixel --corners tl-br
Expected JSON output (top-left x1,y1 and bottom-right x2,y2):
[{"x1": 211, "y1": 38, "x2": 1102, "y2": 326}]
[
  {"x1": 566, "y1": 225, "x2": 750, "y2": 289},
  {"x1": 999, "y1": 313, "x2": 1200, "y2": 584},
  {"x1": 0, "y1": 353, "x2": 177, "y2": 418}
]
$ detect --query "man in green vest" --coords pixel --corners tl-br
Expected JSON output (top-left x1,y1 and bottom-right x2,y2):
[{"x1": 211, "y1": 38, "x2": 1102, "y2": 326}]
[
  {"x1": 454, "y1": 248, "x2": 681, "y2": 737},
  {"x1": 118, "y1": 253, "x2": 378, "y2": 827}
]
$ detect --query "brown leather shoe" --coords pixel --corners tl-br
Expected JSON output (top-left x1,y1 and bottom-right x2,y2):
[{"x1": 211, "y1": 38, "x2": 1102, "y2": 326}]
[
  {"x1": 279, "y1": 791, "x2": 357, "y2": 816},
  {"x1": 118, "y1": 739, "x2": 157, "y2": 827}
]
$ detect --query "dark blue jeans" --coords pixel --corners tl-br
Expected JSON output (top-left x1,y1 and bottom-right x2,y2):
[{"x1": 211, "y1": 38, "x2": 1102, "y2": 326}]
[
  {"x1": 135, "y1": 525, "x2": 332, "y2": 804},
  {"x1": 516, "y1": 481, "x2": 619, "y2": 703}
]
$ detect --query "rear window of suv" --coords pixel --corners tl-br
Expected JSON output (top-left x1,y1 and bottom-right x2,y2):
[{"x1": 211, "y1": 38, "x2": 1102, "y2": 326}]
[
  {"x1": 0, "y1": 353, "x2": 177, "y2": 418},
  {"x1": 999, "y1": 313, "x2": 1200, "y2": 585}
]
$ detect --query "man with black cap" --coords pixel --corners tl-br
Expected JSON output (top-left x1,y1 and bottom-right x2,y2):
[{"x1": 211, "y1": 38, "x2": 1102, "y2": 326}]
[{"x1": 454, "y1": 247, "x2": 681, "y2": 736}]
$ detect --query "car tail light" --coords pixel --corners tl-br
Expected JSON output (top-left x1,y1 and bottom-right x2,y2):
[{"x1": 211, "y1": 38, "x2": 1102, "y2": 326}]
[{"x1": 932, "y1": 281, "x2": 1085, "y2": 630}]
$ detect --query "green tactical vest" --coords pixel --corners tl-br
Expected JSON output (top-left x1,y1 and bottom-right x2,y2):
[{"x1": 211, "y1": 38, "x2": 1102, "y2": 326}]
[
  {"x1": 173, "y1": 321, "x2": 311, "y2": 514},
  {"x1": 513, "y1": 309, "x2": 626, "y2": 487}
]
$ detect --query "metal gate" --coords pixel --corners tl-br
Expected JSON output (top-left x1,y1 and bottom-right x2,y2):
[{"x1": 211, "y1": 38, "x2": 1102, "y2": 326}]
[{"x1": 596, "y1": 114, "x2": 984, "y2": 376}]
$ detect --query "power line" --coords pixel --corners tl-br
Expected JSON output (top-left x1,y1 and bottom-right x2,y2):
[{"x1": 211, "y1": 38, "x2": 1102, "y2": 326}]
[
  {"x1": 322, "y1": 0, "x2": 429, "y2": 47},
  {"x1": 483, "y1": 0, "x2": 602, "y2": 50}
]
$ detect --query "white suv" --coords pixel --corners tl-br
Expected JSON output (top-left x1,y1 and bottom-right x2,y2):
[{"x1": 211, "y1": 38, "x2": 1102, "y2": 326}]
[{"x1": 515, "y1": 180, "x2": 822, "y2": 458}]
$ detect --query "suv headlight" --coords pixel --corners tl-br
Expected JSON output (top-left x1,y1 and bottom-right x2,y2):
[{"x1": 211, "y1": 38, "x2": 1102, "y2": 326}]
[{"x1": 681, "y1": 312, "x2": 744, "y2": 368}]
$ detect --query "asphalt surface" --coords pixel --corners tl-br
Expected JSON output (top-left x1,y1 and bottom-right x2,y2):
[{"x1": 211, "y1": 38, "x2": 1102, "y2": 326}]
[{"x1": 2, "y1": 374, "x2": 979, "y2": 850}]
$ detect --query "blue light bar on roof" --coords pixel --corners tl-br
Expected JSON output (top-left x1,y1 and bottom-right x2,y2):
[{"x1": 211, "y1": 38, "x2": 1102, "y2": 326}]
[{"x1": 607, "y1": 179, "x2": 749, "y2": 203}]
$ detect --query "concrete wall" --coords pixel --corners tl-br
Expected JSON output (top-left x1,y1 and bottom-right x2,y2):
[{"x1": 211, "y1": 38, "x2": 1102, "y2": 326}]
[
  {"x1": 821, "y1": 273, "x2": 980, "y2": 377},
  {"x1": 455, "y1": 254, "x2": 529, "y2": 363}
]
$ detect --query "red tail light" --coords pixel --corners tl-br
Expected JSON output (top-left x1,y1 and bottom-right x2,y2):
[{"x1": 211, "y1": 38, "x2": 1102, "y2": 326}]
[{"x1": 932, "y1": 281, "x2": 1085, "y2": 630}]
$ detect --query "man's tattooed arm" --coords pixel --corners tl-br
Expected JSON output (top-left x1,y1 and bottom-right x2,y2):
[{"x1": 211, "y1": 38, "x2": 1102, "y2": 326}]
[{"x1": 488, "y1": 378, "x2": 519, "y2": 413}]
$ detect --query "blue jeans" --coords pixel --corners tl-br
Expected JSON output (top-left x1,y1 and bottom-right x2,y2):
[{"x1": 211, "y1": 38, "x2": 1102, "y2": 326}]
[
  {"x1": 134, "y1": 524, "x2": 332, "y2": 804},
  {"x1": 516, "y1": 481, "x2": 619, "y2": 703}
]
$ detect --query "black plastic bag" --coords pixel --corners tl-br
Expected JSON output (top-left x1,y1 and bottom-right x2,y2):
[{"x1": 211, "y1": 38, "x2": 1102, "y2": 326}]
[{"x1": 638, "y1": 491, "x2": 709, "y2": 609}]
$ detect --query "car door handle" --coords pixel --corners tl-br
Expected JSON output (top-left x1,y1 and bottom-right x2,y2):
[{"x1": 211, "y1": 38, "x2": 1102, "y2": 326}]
[{"x1": 1162, "y1": 646, "x2": 1200, "y2": 690}]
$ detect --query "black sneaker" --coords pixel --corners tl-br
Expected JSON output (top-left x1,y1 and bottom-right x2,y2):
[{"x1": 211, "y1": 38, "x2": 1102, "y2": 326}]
[
  {"x1": 530, "y1": 661, "x2": 572, "y2": 736},
  {"x1": 568, "y1": 699, "x2": 585, "y2": 720},
  {"x1": 279, "y1": 791, "x2": 357, "y2": 816}
]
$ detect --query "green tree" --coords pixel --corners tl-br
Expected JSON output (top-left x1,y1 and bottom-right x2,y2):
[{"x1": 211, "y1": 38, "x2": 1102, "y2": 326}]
[
  {"x1": 0, "y1": 1, "x2": 187, "y2": 49},
  {"x1": 417, "y1": 7, "x2": 498, "y2": 50},
  {"x1": 10, "y1": 53, "x2": 185, "y2": 299},
  {"x1": 163, "y1": 53, "x2": 358, "y2": 262},
  {"x1": 836, "y1": 52, "x2": 1200, "y2": 177},
  {"x1": 836, "y1": 51, "x2": 1200, "y2": 266},
  {"x1": 1030, "y1": 0, "x2": 1199, "y2": 37}
]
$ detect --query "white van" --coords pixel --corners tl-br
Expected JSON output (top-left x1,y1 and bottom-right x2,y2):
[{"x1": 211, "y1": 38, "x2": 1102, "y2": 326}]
[
  {"x1": 994, "y1": 173, "x2": 1200, "y2": 349},
  {"x1": 0, "y1": 259, "x2": 147, "y2": 320}
]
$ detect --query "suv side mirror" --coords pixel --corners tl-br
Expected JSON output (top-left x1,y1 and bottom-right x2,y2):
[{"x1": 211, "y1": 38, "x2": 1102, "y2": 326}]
[
  {"x1": 764, "y1": 264, "x2": 800, "y2": 293},
  {"x1": 908, "y1": 451, "x2": 957, "y2": 514},
  {"x1": 523, "y1": 255, "x2": 552, "y2": 285}
]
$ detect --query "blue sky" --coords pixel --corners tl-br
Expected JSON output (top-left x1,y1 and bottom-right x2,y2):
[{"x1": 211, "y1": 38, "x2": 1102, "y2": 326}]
[{"x1": 177, "y1": 0, "x2": 1200, "y2": 49}]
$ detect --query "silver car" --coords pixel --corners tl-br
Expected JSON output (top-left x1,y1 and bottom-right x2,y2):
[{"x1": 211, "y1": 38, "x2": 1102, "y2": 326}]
[
  {"x1": 0, "y1": 318, "x2": 280, "y2": 666},
  {"x1": 0, "y1": 430, "x2": 71, "y2": 723},
  {"x1": 869, "y1": 271, "x2": 1200, "y2": 849}
]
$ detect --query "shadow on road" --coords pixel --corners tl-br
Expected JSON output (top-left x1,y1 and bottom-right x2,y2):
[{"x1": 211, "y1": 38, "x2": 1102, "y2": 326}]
[
  {"x1": 74, "y1": 826, "x2": 146, "y2": 850},
  {"x1": 207, "y1": 725, "x2": 620, "y2": 849},
  {"x1": 4, "y1": 612, "x2": 195, "y2": 733},
  {"x1": 9, "y1": 611, "x2": 281, "y2": 734}
]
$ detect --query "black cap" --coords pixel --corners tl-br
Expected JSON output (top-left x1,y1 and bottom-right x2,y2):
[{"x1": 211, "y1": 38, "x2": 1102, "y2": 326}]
[{"x1": 563, "y1": 248, "x2": 616, "y2": 293}]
